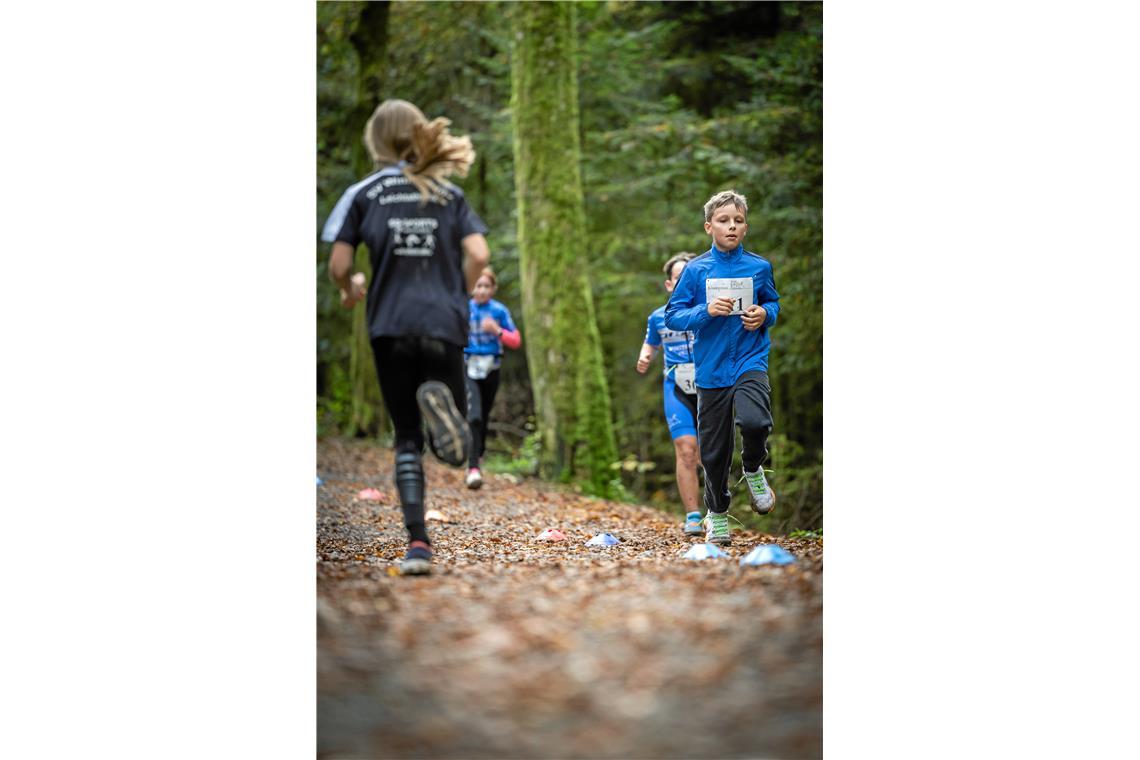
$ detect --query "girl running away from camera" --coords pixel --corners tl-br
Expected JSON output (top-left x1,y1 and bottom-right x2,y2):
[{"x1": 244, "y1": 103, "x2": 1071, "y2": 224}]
[{"x1": 322, "y1": 99, "x2": 492, "y2": 575}]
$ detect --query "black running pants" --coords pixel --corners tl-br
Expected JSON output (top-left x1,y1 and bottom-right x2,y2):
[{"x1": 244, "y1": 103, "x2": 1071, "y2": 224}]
[
  {"x1": 370, "y1": 336, "x2": 467, "y2": 543},
  {"x1": 697, "y1": 370, "x2": 773, "y2": 514},
  {"x1": 465, "y1": 368, "x2": 501, "y2": 468}
]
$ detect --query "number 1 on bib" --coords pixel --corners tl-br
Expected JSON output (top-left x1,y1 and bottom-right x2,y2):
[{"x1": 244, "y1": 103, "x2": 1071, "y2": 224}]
[{"x1": 705, "y1": 278, "x2": 754, "y2": 316}]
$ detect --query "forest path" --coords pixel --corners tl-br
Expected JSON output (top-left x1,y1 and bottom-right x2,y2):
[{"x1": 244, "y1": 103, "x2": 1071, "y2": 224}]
[{"x1": 317, "y1": 437, "x2": 822, "y2": 759}]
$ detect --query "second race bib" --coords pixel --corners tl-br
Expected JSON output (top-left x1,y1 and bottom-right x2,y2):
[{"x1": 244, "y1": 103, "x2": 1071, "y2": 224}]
[
  {"x1": 705, "y1": 277, "x2": 754, "y2": 315},
  {"x1": 466, "y1": 354, "x2": 497, "y2": 380},
  {"x1": 674, "y1": 362, "x2": 697, "y2": 395}
]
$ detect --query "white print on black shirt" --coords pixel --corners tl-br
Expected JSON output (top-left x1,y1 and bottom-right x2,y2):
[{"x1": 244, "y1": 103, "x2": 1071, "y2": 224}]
[
  {"x1": 378, "y1": 192, "x2": 424, "y2": 206},
  {"x1": 366, "y1": 175, "x2": 410, "y2": 199},
  {"x1": 389, "y1": 217, "x2": 439, "y2": 257}
]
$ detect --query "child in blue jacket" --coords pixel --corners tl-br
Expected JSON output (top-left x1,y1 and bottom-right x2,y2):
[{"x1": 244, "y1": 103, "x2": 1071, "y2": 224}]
[{"x1": 664, "y1": 190, "x2": 780, "y2": 545}]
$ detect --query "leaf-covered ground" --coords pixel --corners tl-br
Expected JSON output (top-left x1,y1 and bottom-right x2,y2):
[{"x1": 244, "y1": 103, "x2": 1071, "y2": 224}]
[{"x1": 318, "y1": 438, "x2": 822, "y2": 759}]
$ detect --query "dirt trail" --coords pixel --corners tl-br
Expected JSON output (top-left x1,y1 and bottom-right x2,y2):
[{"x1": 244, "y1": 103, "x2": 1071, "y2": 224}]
[{"x1": 318, "y1": 438, "x2": 822, "y2": 759}]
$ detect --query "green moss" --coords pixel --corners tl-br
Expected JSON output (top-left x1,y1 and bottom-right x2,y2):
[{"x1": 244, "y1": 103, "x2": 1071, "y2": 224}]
[
  {"x1": 511, "y1": 1, "x2": 619, "y2": 496},
  {"x1": 338, "y1": 0, "x2": 391, "y2": 440},
  {"x1": 347, "y1": 244, "x2": 386, "y2": 437}
]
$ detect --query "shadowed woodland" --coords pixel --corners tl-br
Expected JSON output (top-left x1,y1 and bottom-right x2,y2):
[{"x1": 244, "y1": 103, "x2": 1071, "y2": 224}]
[{"x1": 317, "y1": 0, "x2": 821, "y2": 531}]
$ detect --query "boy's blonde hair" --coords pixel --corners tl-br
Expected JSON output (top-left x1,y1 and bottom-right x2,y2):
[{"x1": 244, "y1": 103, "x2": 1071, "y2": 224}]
[
  {"x1": 363, "y1": 99, "x2": 476, "y2": 204},
  {"x1": 662, "y1": 252, "x2": 696, "y2": 279},
  {"x1": 703, "y1": 189, "x2": 749, "y2": 222},
  {"x1": 478, "y1": 266, "x2": 497, "y2": 287}
]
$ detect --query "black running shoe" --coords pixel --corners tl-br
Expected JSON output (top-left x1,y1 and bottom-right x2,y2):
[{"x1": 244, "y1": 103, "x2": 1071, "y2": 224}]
[
  {"x1": 399, "y1": 540, "x2": 433, "y2": 576},
  {"x1": 416, "y1": 381, "x2": 470, "y2": 467}
]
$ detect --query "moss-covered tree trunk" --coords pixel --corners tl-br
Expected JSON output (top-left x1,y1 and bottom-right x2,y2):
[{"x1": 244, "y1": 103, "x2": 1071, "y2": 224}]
[
  {"x1": 347, "y1": 245, "x2": 382, "y2": 437},
  {"x1": 345, "y1": 1, "x2": 390, "y2": 438},
  {"x1": 510, "y1": 1, "x2": 618, "y2": 495}
]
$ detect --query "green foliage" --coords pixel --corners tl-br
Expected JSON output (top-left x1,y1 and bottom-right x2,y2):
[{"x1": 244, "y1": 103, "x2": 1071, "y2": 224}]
[
  {"x1": 483, "y1": 430, "x2": 542, "y2": 478},
  {"x1": 577, "y1": 2, "x2": 822, "y2": 530},
  {"x1": 318, "y1": 0, "x2": 522, "y2": 433},
  {"x1": 316, "y1": 2, "x2": 822, "y2": 529},
  {"x1": 604, "y1": 478, "x2": 636, "y2": 504},
  {"x1": 317, "y1": 359, "x2": 352, "y2": 437},
  {"x1": 317, "y1": 2, "x2": 369, "y2": 438}
]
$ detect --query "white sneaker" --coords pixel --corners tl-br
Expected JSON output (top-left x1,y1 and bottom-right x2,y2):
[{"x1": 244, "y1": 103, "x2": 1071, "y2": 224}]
[
  {"x1": 703, "y1": 511, "x2": 732, "y2": 545},
  {"x1": 742, "y1": 468, "x2": 776, "y2": 515},
  {"x1": 465, "y1": 467, "x2": 483, "y2": 490}
]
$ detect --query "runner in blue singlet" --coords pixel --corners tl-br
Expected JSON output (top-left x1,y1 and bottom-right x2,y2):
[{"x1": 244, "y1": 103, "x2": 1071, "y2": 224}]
[{"x1": 636, "y1": 253, "x2": 703, "y2": 536}]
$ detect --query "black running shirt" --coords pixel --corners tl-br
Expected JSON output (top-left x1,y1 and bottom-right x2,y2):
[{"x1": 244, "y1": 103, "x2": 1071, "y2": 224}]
[{"x1": 322, "y1": 165, "x2": 489, "y2": 347}]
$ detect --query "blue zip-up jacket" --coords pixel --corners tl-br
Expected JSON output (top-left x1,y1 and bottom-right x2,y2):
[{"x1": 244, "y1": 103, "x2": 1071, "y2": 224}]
[{"x1": 664, "y1": 244, "x2": 780, "y2": 389}]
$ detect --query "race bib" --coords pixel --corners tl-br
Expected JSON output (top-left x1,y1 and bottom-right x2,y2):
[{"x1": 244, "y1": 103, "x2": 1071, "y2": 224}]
[
  {"x1": 466, "y1": 354, "x2": 497, "y2": 380},
  {"x1": 673, "y1": 362, "x2": 697, "y2": 395},
  {"x1": 705, "y1": 277, "x2": 754, "y2": 315}
]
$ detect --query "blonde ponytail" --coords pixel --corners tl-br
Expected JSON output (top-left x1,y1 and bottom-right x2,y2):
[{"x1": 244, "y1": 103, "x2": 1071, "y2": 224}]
[
  {"x1": 363, "y1": 100, "x2": 475, "y2": 204},
  {"x1": 403, "y1": 117, "x2": 475, "y2": 203}
]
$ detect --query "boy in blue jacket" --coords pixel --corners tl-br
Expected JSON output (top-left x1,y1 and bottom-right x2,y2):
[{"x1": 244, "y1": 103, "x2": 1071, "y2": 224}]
[{"x1": 664, "y1": 190, "x2": 779, "y2": 545}]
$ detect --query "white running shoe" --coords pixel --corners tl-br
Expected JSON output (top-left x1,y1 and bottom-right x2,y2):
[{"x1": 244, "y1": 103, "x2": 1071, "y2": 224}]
[
  {"x1": 742, "y1": 468, "x2": 776, "y2": 515},
  {"x1": 704, "y1": 511, "x2": 732, "y2": 545},
  {"x1": 465, "y1": 467, "x2": 483, "y2": 490}
]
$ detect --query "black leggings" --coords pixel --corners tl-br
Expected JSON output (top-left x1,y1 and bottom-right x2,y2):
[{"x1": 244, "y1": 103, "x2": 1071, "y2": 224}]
[
  {"x1": 370, "y1": 336, "x2": 467, "y2": 543},
  {"x1": 465, "y1": 368, "x2": 501, "y2": 468},
  {"x1": 697, "y1": 370, "x2": 773, "y2": 514}
]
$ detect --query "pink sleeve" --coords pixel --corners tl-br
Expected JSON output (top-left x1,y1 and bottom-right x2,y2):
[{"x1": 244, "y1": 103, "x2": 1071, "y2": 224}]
[{"x1": 500, "y1": 328, "x2": 521, "y2": 350}]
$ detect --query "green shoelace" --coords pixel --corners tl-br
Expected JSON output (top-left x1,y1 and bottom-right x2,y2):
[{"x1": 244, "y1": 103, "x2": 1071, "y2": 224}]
[
  {"x1": 706, "y1": 512, "x2": 730, "y2": 538},
  {"x1": 744, "y1": 471, "x2": 768, "y2": 494},
  {"x1": 741, "y1": 468, "x2": 775, "y2": 494}
]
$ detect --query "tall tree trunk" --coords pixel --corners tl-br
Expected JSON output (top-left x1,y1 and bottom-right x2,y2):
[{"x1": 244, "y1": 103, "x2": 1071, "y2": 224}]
[
  {"x1": 345, "y1": 2, "x2": 390, "y2": 438},
  {"x1": 510, "y1": 1, "x2": 618, "y2": 496}
]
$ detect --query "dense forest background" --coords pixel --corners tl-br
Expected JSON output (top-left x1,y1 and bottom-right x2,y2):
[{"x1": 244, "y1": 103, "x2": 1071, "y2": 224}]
[{"x1": 317, "y1": 1, "x2": 822, "y2": 532}]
